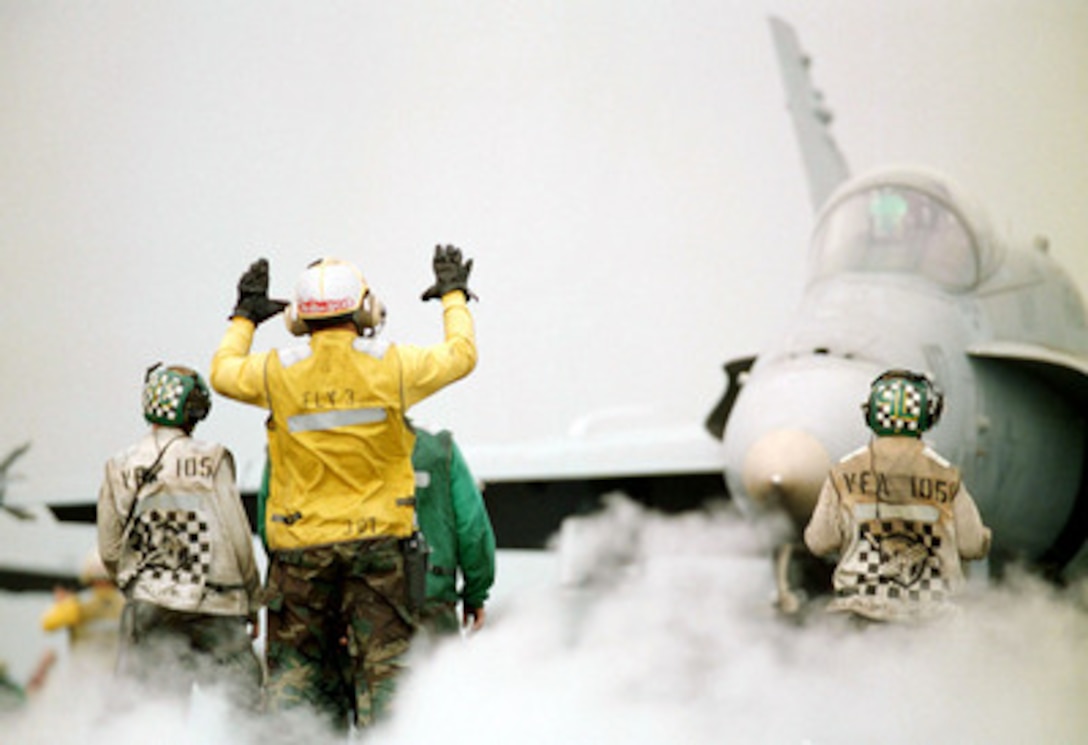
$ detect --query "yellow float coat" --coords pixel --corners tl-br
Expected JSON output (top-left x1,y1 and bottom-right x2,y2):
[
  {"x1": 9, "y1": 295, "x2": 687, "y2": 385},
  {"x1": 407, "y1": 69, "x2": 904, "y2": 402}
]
[{"x1": 211, "y1": 292, "x2": 476, "y2": 550}]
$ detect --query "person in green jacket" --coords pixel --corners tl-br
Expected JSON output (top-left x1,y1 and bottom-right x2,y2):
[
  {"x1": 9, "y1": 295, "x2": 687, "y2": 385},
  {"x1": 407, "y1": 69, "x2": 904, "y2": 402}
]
[
  {"x1": 256, "y1": 426, "x2": 495, "y2": 637},
  {"x1": 412, "y1": 427, "x2": 496, "y2": 636}
]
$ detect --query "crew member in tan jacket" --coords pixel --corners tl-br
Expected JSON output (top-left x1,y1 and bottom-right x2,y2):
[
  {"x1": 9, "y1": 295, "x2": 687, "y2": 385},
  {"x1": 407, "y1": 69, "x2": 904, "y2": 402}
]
[
  {"x1": 805, "y1": 369, "x2": 991, "y2": 622},
  {"x1": 97, "y1": 364, "x2": 261, "y2": 706}
]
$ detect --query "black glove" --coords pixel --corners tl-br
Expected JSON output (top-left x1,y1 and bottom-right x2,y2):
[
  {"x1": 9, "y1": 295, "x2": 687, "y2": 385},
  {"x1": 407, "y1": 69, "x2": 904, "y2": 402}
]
[
  {"x1": 231, "y1": 258, "x2": 288, "y2": 325},
  {"x1": 421, "y1": 245, "x2": 477, "y2": 302}
]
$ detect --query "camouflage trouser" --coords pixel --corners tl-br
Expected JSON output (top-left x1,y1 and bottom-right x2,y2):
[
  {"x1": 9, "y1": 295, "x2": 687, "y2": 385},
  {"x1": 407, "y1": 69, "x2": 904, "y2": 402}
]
[
  {"x1": 117, "y1": 600, "x2": 262, "y2": 709},
  {"x1": 419, "y1": 601, "x2": 461, "y2": 638},
  {"x1": 264, "y1": 538, "x2": 416, "y2": 731}
]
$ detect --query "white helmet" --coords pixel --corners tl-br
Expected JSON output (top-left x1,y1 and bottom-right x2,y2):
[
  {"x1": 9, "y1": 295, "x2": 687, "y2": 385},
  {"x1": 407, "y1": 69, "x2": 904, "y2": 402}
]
[{"x1": 284, "y1": 258, "x2": 386, "y2": 336}]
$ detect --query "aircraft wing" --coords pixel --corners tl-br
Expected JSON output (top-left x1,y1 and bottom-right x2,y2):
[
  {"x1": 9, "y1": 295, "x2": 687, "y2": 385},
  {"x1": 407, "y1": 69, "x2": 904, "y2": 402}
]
[
  {"x1": 768, "y1": 16, "x2": 850, "y2": 210},
  {"x1": 45, "y1": 494, "x2": 261, "y2": 539},
  {"x1": 465, "y1": 423, "x2": 726, "y2": 483},
  {"x1": 463, "y1": 419, "x2": 728, "y2": 549},
  {"x1": 36, "y1": 417, "x2": 728, "y2": 553},
  {"x1": 0, "y1": 565, "x2": 79, "y2": 593},
  {"x1": 0, "y1": 510, "x2": 86, "y2": 592}
]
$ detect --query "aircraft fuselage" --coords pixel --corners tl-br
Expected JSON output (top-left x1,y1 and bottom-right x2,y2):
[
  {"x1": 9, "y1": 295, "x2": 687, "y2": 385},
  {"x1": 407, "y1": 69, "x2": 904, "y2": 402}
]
[{"x1": 719, "y1": 170, "x2": 1088, "y2": 576}]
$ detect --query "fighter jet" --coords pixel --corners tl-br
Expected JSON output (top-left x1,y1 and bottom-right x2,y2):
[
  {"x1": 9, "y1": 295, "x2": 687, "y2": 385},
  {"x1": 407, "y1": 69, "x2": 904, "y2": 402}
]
[
  {"x1": 705, "y1": 17, "x2": 1088, "y2": 610},
  {"x1": 4, "y1": 19, "x2": 1087, "y2": 606}
]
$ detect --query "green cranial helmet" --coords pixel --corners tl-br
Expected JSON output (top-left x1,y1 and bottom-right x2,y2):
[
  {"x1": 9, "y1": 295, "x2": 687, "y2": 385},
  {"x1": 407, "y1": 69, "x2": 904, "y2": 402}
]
[
  {"x1": 862, "y1": 369, "x2": 943, "y2": 437},
  {"x1": 142, "y1": 363, "x2": 211, "y2": 430}
]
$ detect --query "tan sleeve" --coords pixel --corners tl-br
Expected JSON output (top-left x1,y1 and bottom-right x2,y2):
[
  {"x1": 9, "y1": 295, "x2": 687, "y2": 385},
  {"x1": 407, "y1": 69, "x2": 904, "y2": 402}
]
[
  {"x1": 96, "y1": 461, "x2": 124, "y2": 581},
  {"x1": 216, "y1": 449, "x2": 262, "y2": 615},
  {"x1": 804, "y1": 478, "x2": 845, "y2": 557},
  {"x1": 952, "y1": 484, "x2": 991, "y2": 560}
]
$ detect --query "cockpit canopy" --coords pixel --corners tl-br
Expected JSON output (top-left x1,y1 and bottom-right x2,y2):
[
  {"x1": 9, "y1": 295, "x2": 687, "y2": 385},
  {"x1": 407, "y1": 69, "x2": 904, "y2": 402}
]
[{"x1": 808, "y1": 169, "x2": 1000, "y2": 292}]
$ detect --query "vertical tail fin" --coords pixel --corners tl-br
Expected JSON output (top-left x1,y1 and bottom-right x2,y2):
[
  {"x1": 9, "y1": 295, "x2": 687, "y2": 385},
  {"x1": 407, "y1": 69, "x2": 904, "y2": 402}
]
[{"x1": 768, "y1": 16, "x2": 850, "y2": 211}]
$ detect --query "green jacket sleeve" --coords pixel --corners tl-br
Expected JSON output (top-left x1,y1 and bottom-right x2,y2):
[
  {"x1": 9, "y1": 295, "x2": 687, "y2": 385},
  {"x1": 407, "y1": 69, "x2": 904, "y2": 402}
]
[
  {"x1": 257, "y1": 457, "x2": 270, "y2": 550},
  {"x1": 449, "y1": 440, "x2": 496, "y2": 608}
]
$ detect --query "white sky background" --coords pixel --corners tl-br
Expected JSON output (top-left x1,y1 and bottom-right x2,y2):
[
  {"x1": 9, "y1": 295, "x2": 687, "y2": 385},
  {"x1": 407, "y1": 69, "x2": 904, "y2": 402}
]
[{"x1": 1, "y1": 0, "x2": 1087, "y2": 499}]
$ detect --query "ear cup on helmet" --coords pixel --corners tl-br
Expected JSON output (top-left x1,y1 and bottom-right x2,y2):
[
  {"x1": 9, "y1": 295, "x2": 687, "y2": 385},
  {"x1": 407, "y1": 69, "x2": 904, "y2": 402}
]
[
  {"x1": 184, "y1": 374, "x2": 212, "y2": 425},
  {"x1": 353, "y1": 291, "x2": 386, "y2": 336},
  {"x1": 285, "y1": 302, "x2": 309, "y2": 336},
  {"x1": 925, "y1": 375, "x2": 944, "y2": 428}
]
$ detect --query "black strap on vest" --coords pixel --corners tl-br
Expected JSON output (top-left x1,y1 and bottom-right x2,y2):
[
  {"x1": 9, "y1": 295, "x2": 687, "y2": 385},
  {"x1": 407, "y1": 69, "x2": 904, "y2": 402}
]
[{"x1": 121, "y1": 434, "x2": 185, "y2": 534}]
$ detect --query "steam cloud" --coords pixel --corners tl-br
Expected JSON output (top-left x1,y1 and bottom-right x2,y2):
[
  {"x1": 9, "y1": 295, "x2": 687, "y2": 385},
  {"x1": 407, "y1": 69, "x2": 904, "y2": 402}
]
[{"x1": 4, "y1": 495, "x2": 1086, "y2": 744}]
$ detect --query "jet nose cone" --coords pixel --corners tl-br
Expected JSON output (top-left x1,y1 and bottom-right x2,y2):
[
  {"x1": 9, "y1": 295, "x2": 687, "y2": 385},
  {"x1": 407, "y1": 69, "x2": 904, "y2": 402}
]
[{"x1": 742, "y1": 428, "x2": 831, "y2": 529}]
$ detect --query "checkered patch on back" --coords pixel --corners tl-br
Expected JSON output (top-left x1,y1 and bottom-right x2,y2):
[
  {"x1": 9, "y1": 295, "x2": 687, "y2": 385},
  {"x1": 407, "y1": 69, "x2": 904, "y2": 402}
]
[
  {"x1": 128, "y1": 508, "x2": 211, "y2": 590},
  {"x1": 840, "y1": 519, "x2": 948, "y2": 604}
]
